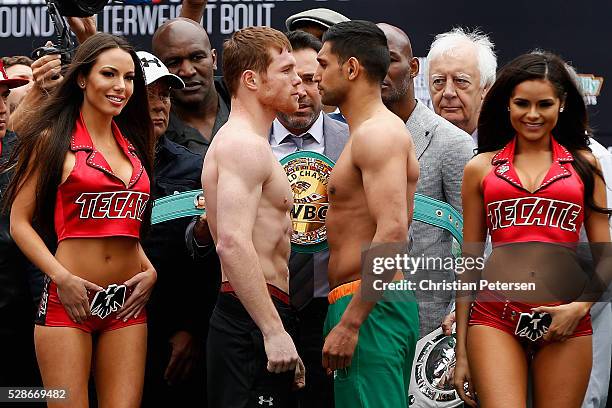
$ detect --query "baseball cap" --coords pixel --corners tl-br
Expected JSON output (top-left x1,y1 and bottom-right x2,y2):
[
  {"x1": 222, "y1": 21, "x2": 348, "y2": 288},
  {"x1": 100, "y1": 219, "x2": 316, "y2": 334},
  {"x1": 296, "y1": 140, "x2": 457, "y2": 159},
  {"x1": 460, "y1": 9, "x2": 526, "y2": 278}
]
[
  {"x1": 136, "y1": 51, "x2": 185, "y2": 89},
  {"x1": 285, "y1": 8, "x2": 350, "y2": 31},
  {"x1": 0, "y1": 60, "x2": 30, "y2": 89}
]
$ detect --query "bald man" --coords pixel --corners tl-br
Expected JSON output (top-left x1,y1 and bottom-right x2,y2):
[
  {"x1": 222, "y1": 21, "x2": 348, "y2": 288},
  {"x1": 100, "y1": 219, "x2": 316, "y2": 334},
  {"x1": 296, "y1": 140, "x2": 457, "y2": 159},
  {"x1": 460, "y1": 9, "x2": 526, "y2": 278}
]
[
  {"x1": 378, "y1": 23, "x2": 475, "y2": 337},
  {"x1": 152, "y1": 18, "x2": 230, "y2": 156}
]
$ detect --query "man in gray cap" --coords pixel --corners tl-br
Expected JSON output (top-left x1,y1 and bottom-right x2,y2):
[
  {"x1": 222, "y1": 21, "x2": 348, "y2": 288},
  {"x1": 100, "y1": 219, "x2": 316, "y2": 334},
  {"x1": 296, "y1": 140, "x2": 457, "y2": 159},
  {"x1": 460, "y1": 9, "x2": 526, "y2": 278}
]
[{"x1": 285, "y1": 8, "x2": 349, "y2": 40}]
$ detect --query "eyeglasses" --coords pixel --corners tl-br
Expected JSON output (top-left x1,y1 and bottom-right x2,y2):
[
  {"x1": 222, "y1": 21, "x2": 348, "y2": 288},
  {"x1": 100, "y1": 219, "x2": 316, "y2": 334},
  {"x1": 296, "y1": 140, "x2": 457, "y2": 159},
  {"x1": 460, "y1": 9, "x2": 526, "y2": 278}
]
[{"x1": 147, "y1": 90, "x2": 171, "y2": 104}]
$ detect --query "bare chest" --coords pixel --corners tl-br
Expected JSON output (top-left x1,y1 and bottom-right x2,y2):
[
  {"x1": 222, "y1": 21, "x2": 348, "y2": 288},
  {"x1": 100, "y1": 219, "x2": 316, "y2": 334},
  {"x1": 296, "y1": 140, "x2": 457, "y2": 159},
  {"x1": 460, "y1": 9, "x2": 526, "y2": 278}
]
[
  {"x1": 264, "y1": 159, "x2": 294, "y2": 213},
  {"x1": 328, "y1": 143, "x2": 363, "y2": 206}
]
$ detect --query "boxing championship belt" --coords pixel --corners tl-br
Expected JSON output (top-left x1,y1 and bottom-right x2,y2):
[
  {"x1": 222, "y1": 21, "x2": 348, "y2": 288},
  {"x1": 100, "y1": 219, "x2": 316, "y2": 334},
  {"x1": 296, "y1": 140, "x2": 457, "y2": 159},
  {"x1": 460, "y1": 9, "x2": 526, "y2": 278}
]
[
  {"x1": 151, "y1": 190, "x2": 205, "y2": 225},
  {"x1": 150, "y1": 169, "x2": 465, "y2": 257},
  {"x1": 279, "y1": 151, "x2": 465, "y2": 254},
  {"x1": 280, "y1": 151, "x2": 334, "y2": 254},
  {"x1": 413, "y1": 193, "x2": 463, "y2": 259},
  {"x1": 413, "y1": 193, "x2": 463, "y2": 245},
  {"x1": 408, "y1": 327, "x2": 463, "y2": 407}
]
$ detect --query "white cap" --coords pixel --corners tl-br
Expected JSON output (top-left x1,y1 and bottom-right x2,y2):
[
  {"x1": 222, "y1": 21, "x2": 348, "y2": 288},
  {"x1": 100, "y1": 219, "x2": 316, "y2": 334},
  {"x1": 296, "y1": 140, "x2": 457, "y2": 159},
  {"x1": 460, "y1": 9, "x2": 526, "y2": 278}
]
[{"x1": 137, "y1": 51, "x2": 185, "y2": 89}]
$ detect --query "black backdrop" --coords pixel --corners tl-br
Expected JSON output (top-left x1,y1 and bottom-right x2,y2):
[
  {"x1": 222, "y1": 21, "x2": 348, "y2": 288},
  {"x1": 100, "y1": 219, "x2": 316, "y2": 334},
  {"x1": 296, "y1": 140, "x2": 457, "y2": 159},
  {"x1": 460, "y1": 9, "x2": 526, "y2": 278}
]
[{"x1": 1, "y1": 0, "x2": 609, "y2": 147}]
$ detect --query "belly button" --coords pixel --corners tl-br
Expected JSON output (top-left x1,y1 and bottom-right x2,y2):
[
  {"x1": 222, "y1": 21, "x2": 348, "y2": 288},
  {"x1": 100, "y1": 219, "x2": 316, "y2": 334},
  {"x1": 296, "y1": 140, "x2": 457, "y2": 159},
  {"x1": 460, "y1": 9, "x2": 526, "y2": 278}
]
[{"x1": 105, "y1": 256, "x2": 111, "y2": 263}]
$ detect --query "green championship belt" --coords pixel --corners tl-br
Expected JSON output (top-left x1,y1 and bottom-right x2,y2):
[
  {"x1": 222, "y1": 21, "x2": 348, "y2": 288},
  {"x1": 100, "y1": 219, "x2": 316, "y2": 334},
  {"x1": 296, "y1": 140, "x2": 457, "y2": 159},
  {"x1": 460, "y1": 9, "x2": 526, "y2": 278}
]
[
  {"x1": 150, "y1": 167, "x2": 464, "y2": 255},
  {"x1": 279, "y1": 152, "x2": 464, "y2": 254},
  {"x1": 413, "y1": 193, "x2": 463, "y2": 245},
  {"x1": 280, "y1": 151, "x2": 334, "y2": 254},
  {"x1": 151, "y1": 189, "x2": 205, "y2": 225}
]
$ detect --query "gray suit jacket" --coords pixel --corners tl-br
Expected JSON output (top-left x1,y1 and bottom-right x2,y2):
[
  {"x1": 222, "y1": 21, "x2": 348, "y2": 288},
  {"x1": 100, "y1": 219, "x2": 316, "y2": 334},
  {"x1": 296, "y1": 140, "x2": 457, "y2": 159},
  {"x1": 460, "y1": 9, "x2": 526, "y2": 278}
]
[
  {"x1": 274, "y1": 114, "x2": 349, "y2": 307},
  {"x1": 406, "y1": 100, "x2": 475, "y2": 336}
]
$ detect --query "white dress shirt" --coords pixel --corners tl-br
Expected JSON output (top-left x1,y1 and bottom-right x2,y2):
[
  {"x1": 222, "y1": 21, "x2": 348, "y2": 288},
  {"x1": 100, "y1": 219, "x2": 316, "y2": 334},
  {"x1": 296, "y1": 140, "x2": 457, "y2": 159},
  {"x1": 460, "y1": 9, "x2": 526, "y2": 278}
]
[{"x1": 270, "y1": 113, "x2": 325, "y2": 160}]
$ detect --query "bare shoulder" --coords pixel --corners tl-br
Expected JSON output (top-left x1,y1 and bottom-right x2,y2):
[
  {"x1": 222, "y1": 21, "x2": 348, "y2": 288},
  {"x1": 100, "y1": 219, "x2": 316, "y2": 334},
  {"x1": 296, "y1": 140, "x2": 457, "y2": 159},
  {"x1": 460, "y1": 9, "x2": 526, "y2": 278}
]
[
  {"x1": 464, "y1": 151, "x2": 496, "y2": 181},
  {"x1": 352, "y1": 112, "x2": 411, "y2": 160},
  {"x1": 358, "y1": 111, "x2": 410, "y2": 143},
  {"x1": 213, "y1": 129, "x2": 272, "y2": 179},
  {"x1": 576, "y1": 149, "x2": 599, "y2": 168}
]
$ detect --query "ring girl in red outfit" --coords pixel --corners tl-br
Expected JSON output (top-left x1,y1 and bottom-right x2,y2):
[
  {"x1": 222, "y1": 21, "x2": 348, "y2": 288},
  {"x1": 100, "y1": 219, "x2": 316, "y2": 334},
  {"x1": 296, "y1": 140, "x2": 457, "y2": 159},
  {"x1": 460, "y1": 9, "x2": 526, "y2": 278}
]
[
  {"x1": 455, "y1": 52, "x2": 611, "y2": 408},
  {"x1": 3, "y1": 34, "x2": 155, "y2": 407}
]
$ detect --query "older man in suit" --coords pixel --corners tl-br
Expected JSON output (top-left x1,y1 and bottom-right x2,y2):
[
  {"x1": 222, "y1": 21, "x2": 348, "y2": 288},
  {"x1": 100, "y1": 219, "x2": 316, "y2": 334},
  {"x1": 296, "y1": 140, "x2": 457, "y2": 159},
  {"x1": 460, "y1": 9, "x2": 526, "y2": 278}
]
[
  {"x1": 378, "y1": 23, "x2": 474, "y2": 337},
  {"x1": 269, "y1": 30, "x2": 349, "y2": 407}
]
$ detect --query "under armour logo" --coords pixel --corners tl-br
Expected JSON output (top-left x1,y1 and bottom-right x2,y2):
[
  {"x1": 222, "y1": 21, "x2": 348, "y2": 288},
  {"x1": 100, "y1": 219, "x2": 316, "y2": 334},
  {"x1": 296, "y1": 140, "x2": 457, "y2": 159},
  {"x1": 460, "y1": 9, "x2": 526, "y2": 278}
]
[
  {"x1": 258, "y1": 395, "x2": 274, "y2": 406},
  {"x1": 515, "y1": 312, "x2": 551, "y2": 342},
  {"x1": 140, "y1": 57, "x2": 162, "y2": 68},
  {"x1": 90, "y1": 284, "x2": 127, "y2": 319}
]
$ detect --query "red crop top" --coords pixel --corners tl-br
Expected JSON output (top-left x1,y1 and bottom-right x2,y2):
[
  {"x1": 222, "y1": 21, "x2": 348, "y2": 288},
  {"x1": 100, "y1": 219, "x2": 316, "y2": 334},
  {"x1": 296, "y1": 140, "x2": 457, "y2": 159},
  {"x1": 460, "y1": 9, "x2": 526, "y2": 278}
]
[
  {"x1": 54, "y1": 114, "x2": 150, "y2": 242},
  {"x1": 483, "y1": 136, "x2": 584, "y2": 246}
]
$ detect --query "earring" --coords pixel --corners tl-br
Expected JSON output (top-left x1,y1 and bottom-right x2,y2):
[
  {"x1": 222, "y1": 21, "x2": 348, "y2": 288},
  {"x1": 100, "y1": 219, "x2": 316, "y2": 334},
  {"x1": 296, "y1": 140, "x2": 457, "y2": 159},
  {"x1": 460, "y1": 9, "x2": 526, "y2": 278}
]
[
  {"x1": 560, "y1": 107, "x2": 564, "y2": 112},
  {"x1": 80, "y1": 82, "x2": 85, "y2": 87},
  {"x1": 507, "y1": 106, "x2": 510, "y2": 112}
]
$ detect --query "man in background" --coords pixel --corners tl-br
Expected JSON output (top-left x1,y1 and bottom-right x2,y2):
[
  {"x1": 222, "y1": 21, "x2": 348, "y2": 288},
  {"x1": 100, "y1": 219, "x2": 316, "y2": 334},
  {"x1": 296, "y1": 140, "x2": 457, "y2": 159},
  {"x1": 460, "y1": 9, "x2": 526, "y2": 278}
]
[
  {"x1": 0, "y1": 56, "x2": 33, "y2": 113},
  {"x1": 152, "y1": 17, "x2": 230, "y2": 156},
  {"x1": 427, "y1": 27, "x2": 497, "y2": 143},
  {"x1": 285, "y1": 8, "x2": 350, "y2": 40},
  {"x1": 378, "y1": 23, "x2": 474, "y2": 337},
  {"x1": 138, "y1": 51, "x2": 216, "y2": 407}
]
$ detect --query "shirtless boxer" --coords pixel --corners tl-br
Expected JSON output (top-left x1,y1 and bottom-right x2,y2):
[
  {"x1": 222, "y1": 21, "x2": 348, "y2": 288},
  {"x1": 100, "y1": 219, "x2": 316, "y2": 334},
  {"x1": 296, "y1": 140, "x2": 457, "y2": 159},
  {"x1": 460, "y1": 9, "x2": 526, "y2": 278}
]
[
  {"x1": 202, "y1": 27, "x2": 305, "y2": 407},
  {"x1": 315, "y1": 21, "x2": 420, "y2": 407}
]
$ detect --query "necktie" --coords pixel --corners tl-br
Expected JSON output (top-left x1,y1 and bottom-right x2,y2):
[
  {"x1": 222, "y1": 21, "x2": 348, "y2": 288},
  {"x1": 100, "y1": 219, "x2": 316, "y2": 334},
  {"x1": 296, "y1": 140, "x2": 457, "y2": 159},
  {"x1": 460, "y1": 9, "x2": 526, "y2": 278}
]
[
  {"x1": 282, "y1": 133, "x2": 311, "y2": 151},
  {"x1": 281, "y1": 132, "x2": 316, "y2": 308},
  {"x1": 289, "y1": 252, "x2": 314, "y2": 310}
]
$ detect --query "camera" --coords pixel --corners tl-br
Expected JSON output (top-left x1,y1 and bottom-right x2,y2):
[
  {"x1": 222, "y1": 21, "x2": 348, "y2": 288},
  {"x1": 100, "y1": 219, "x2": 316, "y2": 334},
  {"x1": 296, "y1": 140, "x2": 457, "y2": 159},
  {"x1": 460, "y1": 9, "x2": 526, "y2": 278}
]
[
  {"x1": 31, "y1": 0, "x2": 157, "y2": 64},
  {"x1": 52, "y1": 0, "x2": 110, "y2": 17}
]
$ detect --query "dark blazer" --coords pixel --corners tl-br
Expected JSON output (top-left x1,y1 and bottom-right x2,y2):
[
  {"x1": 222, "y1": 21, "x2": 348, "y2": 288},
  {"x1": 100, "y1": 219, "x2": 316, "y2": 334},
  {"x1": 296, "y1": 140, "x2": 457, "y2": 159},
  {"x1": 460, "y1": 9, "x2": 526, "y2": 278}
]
[
  {"x1": 143, "y1": 137, "x2": 219, "y2": 337},
  {"x1": 0, "y1": 132, "x2": 38, "y2": 320}
]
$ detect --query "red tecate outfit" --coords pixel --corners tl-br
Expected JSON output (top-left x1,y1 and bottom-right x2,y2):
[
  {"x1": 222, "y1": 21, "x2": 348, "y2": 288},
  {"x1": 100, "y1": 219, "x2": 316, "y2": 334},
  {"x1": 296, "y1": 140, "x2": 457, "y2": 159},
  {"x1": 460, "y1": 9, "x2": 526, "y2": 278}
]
[
  {"x1": 54, "y1": 113, "x2": 150, "y2": 242},
  {"x1": 36, "y1": 278, "x2": 147, "y2": 333},
  {"x1": 468, "y1": 136, "x2": 592, "y2": 344},
  {"x1": 36, "y1": 113, "x2": 150, "y2": 332}
]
